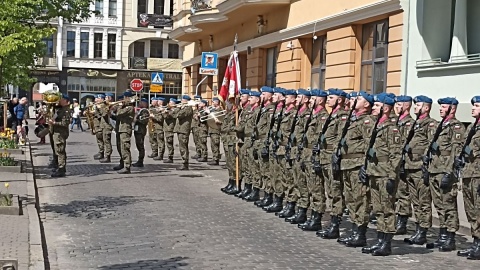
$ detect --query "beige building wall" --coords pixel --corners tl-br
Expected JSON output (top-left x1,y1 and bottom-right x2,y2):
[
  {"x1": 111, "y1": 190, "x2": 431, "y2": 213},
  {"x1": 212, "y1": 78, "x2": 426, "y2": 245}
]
[{"x1": 386, "y1": 13, "x2": 404, "y2": 95}]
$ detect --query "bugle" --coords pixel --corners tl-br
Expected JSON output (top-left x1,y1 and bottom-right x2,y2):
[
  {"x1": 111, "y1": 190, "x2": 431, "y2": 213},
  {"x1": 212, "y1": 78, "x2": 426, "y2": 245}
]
[{"x1": 200, "y1": 110, "x2": 227, "y2": 130}]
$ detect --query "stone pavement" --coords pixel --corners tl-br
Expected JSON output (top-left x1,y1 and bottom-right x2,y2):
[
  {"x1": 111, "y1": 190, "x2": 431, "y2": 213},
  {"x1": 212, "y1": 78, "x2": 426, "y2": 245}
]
[{"x1": 33, "y1": 130, "x2": 480, "y2": 270}]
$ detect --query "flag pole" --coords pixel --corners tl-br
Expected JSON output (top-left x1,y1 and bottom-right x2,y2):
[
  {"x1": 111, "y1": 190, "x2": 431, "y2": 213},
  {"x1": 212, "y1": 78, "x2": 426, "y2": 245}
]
[{"x1": 233, "y1": 33, "x2": 240, "y2": 189}]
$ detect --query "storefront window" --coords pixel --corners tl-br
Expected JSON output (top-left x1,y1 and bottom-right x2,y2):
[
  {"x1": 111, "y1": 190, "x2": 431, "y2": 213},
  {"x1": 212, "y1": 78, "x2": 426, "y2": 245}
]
[{"x1": 67, "y1": 77, "x2": 116, "y2": 93}]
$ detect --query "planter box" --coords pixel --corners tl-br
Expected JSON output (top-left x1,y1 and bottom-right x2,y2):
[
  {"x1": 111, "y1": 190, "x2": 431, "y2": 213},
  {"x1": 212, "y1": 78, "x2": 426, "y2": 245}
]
[
  {"x1": 0, "y1": 162, "x2": 23, "y2": 173},
  {"x1": 0, "y1": 194, "x2": 22, "y2": 215},
  {"x1": 2, "y1": 148, "x2": 24, "y2": 155}
]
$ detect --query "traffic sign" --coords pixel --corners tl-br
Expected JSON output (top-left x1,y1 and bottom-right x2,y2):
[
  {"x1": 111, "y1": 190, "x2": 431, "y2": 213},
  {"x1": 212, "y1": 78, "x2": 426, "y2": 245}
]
[
  {"x1": 200, "y1": 52, "x2": 218, "y2": 75},
  {"x1": 150, "y1": 84, "x2": 163, "y2": 93},
  {"x1": 151, "y1": 72, "x2": 164, "y2": 85},
  {"x1": 130, "y1": 78, "x2": 144, "y2": 92}
]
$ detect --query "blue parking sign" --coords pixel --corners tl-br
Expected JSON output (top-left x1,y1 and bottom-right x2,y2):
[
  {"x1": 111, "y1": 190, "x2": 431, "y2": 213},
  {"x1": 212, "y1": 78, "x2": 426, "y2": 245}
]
[{"x1": 200, "y1": 52, "x2": 218, "y2": 75}]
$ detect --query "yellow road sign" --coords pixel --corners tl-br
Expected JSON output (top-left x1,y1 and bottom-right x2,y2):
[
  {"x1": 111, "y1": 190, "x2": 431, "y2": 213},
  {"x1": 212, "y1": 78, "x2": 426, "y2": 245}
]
[{"x1": 150, "y1": 84, "x2": 163, "y2": 93}]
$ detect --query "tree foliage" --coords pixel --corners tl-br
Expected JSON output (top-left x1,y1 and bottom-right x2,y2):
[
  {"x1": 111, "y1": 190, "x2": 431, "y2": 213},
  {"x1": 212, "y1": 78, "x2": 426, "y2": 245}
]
[{"x1": 0, "y1": 0, "x2": 95, "y2": 89}]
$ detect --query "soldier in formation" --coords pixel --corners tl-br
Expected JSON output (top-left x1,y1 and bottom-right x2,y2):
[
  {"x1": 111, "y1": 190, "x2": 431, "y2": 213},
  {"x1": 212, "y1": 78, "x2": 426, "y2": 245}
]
[
  {"x1": 111, "y1": 91, "x2": 135, "y2": 174},
  {"x1": 174, "y1": 95, "x2": 194, "y2": 170},
  {"x1": 50, "y1": 94, "x2": 71, "y2": 178},
  {"x1": 132, "y1": 98, "x2": 150, "y2": 167}
]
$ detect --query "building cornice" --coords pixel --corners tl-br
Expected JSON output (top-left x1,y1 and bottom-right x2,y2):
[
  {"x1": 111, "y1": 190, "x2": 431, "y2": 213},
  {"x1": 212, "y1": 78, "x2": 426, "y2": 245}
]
[
  {"x1": 170, "y1": 25, "x2": 203, "y2": 40},
  {"x1": 189, "y1": 10, "x2": 228, "y2": 25},
  {"x1": 216, "y1": 0, "x2": 292, "y2": 14},
  {"x1": 182, "y1": 0, "x2": 402, "y2": 66}
]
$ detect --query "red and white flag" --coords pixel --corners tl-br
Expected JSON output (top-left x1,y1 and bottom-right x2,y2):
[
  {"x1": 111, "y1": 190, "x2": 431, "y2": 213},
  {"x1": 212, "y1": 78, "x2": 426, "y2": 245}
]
[{"x1": 218, "y1": 51, "x2": 241, "y2": 104}]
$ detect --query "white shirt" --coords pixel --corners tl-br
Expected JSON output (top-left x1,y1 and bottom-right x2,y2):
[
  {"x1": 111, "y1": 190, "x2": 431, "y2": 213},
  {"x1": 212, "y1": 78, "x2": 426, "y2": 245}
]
[{"x1": 72, "y1": 107, "x2": 81, "y2": 118}]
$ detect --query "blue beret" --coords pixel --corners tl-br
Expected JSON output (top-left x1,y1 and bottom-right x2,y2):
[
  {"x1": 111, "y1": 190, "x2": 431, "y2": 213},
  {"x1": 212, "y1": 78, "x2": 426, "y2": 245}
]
[
  {"x1": 327, "y1": 88, "x2": 347, "y2": 97},
  {"x1": 182, "y1": 95, "x2": 191, "y2": 101},
  {"x1": 96, "y1": 94, "x2": 105, "y2": 99},
  {"x1": 386, "y1": 93, "x2": 396, "y2": 99},
  {"x1": 413, "y1": 95, "x2": 433, "y2": 104},
  {"x1": 395, "y1": 95, "x2": 412, "y2": 103},
  {"x1": 240, "y1": 89, "x2": 250, "y2": 95},
  {"x1": 359, "y1": 91, "x2": 374, "y2": 105},
  {"x1": 150, "y1": 97, "x2": 157, "y2": 101},
  {"x1": 123, "y1": 91, "x2": 134, "y2": 97},
  {"x1": 105, "y1": 92, "x2": 114, "y2": 97},
  {"x1": 157, "y1": 97, "x2": 165, "y2": 102},
  {"x1": 317, "y1": 90, "x2": 328, "y2": 97},
  {"x1": 201, "y1": 99, "x2": 208, "y2": 104},
  {"x1": 169, "y1": 98, "x2": 179, "y2": 103},
  {"x1": 212, "y1": 97, "x2": 220, "y2": 101},
  {"x1": 273, "y1": 87, "x2": 285, "y2": 95},
  {"x1": 297, "y1": 89, "x2": 311, "y2": 96},
  {"x1": 438, "y1": 97, "x2": 459, "y2": 105},
  {"x1": 194, "y1": 95, "x2": 202, "y2": 99},
  {"x1": 140, "y1": 98, "x2": 148, "y2": 103},
  {"x1": 260, "y1": 86, "x2": 274, "y2": 93},
  {"x1": 62, "y1": 94, "x2": 70, "y2": 101},
  {"x1": 250, "y1": 91, "x2": 261, "y2": 97},
  {"x1": 471, "y1": 96, "x2": 480, "y2": 105},
  {"x1": 374, "y1": 93, "x2": 395, "y2": 106},
  {"x1": 347, "y1": 91, "x2": 358, "y2": 99},
  {"x1": 118, "y1": 95, "x2": 124, "y2": 100},
  {"x1": 284, "y1": 89, "x2": 297, "y2": 96}
]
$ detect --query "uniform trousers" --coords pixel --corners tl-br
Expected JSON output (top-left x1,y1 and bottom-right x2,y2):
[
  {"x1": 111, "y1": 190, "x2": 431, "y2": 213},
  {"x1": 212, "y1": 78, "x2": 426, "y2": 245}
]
[
  {"x1": 210, "y1": 132, "x2": 221, "y2": 161},
  {"x1": 149, "y1": 129, "x2": 158, "y2": 155},
  {"x1": 302, "y1": 150, "x2": 326, "y2": 213},
  {"x1": 177, "y1": 132, "x2": 189, "y2": 165},
  {"x1": 165, "y1": 131, "x2": 174, "y2": 159},
  {"x1": 292, "y1": 159, "x2": 309, "y2": 209},
  {"x1": 102, "y1": 128, "x2": 113, "y2": 156},
  {"x1": 119, "y1": 132, "x2": 132, "y2": 168},
  {"x1": 223, "y1": 135, "x2": 237, "y2": 179},
  {"x1": 323, "y1": 163, "x2": 344, "y2": 216},
  {"x1": 250, "y1": 140, "x2": 263, "y2": 189},
  {"x1": 192, "y1": 127, "x2": 201, "y2": 157},
  {"x1": 95, "y1": 127, "x2": 104, "y2": 154},
  {"x1": 343, "y1": 167, "x2": 371, "y2": 226},
  {"x1": 370, "y1": 176, "x2": 397, "y2": 233},
  {"x1": 134, "y1": 131, "x2": 146, "y2": 160},
  {"x1": 406, "y1": 169, "x2": 432, "y2": 229},
  {"x1": 53, "y1": 132, "x2": 68, "y2": 170},
  {"x1": 462, "y1": 177, "x2": 480, "y2": 237},
  {"x1": 240, "y1": 139, "x2": 252, "y2": 184},
  {"x1": 429, "y1": 173, "x2": 459, "y2": 232},
  {"x1": 395, "y1": 177, "x2": 412, "y2": 217},
  {"x1": 259, "y1": 148, "x2": 273, "y2": 194}
]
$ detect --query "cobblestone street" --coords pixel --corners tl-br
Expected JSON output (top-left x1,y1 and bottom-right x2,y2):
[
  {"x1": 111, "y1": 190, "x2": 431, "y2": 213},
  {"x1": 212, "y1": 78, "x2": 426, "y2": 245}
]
[{"x1": 33, "y1": 131, "x2": 480, "y2": 270}]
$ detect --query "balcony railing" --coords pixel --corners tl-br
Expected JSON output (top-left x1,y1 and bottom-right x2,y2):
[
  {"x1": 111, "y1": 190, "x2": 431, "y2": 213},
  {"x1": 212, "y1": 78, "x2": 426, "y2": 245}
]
[
  {"x1": 191, "y1": 0, "x2": 212, "y2": 13},
  {"x1": 35, "y1": 56, "x2": 57, "y2": 67},
  {"x1": 129, "y1": 57, "x2": 183, "y2": 71}
]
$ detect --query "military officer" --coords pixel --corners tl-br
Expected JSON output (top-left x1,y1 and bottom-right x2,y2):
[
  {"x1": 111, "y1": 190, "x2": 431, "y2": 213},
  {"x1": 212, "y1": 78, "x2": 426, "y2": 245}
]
[
  {"x1": 317, "y1": 89, "x2": 349, "y2": 239},
  {"x1": 191, "y1": 95, "x2": 202, "y2": 159},
  {"x1": 286, "y1": 89, "x2": 312, "y2": 224},
  {"x1": 93, "y1": 94, "x2": 105, "y2": 160},
  {"x1": 252, "y1": 86, "x2": 275, "y2": 206},
  {"x1": 148, "y1": 97, "x2": 159, "y2": 158},
  {"x1": 336, "y1": 91, "x2": 374, "y2": 248},
  {"x1": 207, "y1": 97, "x2": 223, "y2": 165},
  {"x1": 113, "y1": 91, "x2": 135, "y2": 174},
  {"x1": 163, "y1": 98, "x2": 178, "y2": 163},
  {"x1": 298, "y1": 89, "x2": 329, "y2": 231},
  {"x1": 235, "y1": 91, "x2": 261, "y2": 199},
  {"x1": 402, "y1": 95, "x2": 436, "y2": 246},
  {"x1": 152, "y1": 97, "x2": 166, "y2": 161},
  {"x1": 359, "y1": 94, "x2": 402, "y2": 256},
  {"x1": 455, "y1": 96, "x2": 480, "y2": 260},
  {"x1": 423, "y1": 97, "x2": 464, "y2": 252},
  {"x1": 50, "y1": 94, "x2": 71, "y2": 178},
  {"x1": 132, "y1": 98, "x2": 150, "y2": 167},
  {"x1": 393, "y1": 95, "x2": 414, "y2": 234},
  {"x1": 196, "y1": 100, "x2": 209, "y2": 162},
  {"x1": 173, "y1": 95, "x2": 194, "y2": 170},
  {"x1": 99, "y1": 93, "x2": 114, "y2": 163}
]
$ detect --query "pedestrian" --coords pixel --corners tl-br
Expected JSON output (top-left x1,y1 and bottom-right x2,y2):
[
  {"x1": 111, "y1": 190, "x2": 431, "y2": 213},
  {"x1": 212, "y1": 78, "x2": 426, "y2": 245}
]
[{"x1": 70, "y1": 100, "x2": 84, "y2": 132}]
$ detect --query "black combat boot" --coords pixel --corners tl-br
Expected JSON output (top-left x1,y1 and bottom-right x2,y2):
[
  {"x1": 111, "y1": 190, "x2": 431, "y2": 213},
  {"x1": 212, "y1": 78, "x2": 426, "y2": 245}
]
[
  {"x1": 406, "y1": 226, "x2": 428, "y2": 245},
  {"x1": 147, "y1": 153, "x2": 158, "y2": 158},
  {"x1": 426, "y1": 228, "x2": 448, "y2": 249},
  {"x1": 221, "y1": 179, "x2": 234, "y2": 193},
  {"x1": 318, "y1": 215, "x2": 341, "y2": 239},
  {"x1": 439, "y1": 232, "x2": 456, "y2": 252},
  {"x1": 93, "y1": 153, "x2": 103, "y2": 160},
  {"x1": 458, "y1": 237, "x2": 478, "y2": 257},
  {"x1": 278, "y1": 202, "x2": 296, "y2": 218},
  {"x1": 362, "y1": 231, "x2": 384, "y2": 254},
  {"x1": 177, "y1": 164, "x2": 189, "y2": 170},
  {"x1": 300, "y1": 211, "x2": 322, "y2": 231},
  {"x1": 244, "y1": 187, "x2": 260, "y2": 202},
  {"x1": 163, "y1": 157, "x2": 173, "y2": 163},
  {"x1": 48, "y1": 158, "x2": 58, "y2": 169},
  {"x1": 286, "y1": 207, "x2": 307, "y2": 224},
  {"x1": 264, "y1": 195, "x2": 284, "y2": 213},
  {"x1": 236, "y1": 183, "x2": 252, "y2": 198},
  {"x1": 208, "y1": 160, "x2": 219, "y2": 165},
  {"x1": 132, "y1": 159, "x2": 144, "y2": 167},
  {"x1": 118, "y1": 167, "x2": 131, "y2": 174},
  {"x1": 197, "y1": 157, "x2": 207, "y2": 162},
  {"x1": 226, "y1": 179, "x2": 242, "y2": 195},
  {"x1": 255, "y1": 193, "x2": 273, "y2": 207},
  {"x1": 338, "y1": 224, "x2": 357, "y2": 244},
  {"x1": 467, "y1": 238, "x2": 480, "y2": 260},
  {"x1": 345, "y1": 224, "x2": 368, "y2": 247},
  {"x1": 372, "y1": 233, "x2": 393, "y2": 256},
  {"x1": 113, "y1": 161, "x2": 124, "y2": 171},
  {"x1": 153, "y1": 155, "x2": 164, "y2": 161},
  {"x1": 395, "y1": 215, "x2": 408, "y2": 235},
  {"x1": 99, "y1": 156, "x2": 111, "y2": 163},
  {"x1": 51, "y1": 168, "x2": 66, "y2": 178},
  {"x1": 404, "y1": 223, "x2": 420, "y2": 244},
  {"x1": 191, "y1": 154, "x2": 199, "y2": 159},
  {"x1": 369, "y1": 212, "x2": 377, "y2": 225}
]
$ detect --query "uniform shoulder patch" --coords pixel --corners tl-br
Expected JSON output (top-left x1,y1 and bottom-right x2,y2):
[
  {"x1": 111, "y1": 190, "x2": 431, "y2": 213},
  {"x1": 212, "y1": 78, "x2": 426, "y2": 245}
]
[
  {"x1": 429, "y1": 122, "x2": 435, "y2": 127},
  {"x1": 341, "y1": 116, "x2": 347, "y2": 121},
  {"x1": 454, "y1": 125, "x2": 462, "y2": 130},
  {"x1": 364, "y1": 119, "x2": 370, "y2": 124},
  {"x1": 321, "y1": 116, "x2": 327, "y2": 120}
]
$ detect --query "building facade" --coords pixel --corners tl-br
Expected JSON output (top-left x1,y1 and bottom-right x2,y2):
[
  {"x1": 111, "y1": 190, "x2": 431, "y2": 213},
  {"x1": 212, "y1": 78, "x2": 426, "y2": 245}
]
[
  {"x1": 402, "y1": 0, "x2": 480, "y2": 122},
  {"x1": 170, "y1": 0, "x2": 406, "y2": 100}
]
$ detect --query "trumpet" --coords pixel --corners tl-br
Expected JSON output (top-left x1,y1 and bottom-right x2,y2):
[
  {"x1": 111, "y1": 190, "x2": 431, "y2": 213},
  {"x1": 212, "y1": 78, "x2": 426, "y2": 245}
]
[
  {"x1": 108, "y1": 96, "x2": 138, "y2": 108},
  {"x1": 200, "y1": 110, "x2": 227, "y2": 122}
]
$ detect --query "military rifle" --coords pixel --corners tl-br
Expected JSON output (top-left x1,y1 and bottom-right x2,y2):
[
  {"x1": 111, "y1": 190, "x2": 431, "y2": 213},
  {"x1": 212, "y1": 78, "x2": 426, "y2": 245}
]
[
  {"x1": 296, "y1": 100, "x2": 318, "y2": 162},
  {"x1": 250, "y1": 98, "x2": 266, "y2": 147},
  {"x1": 454, "y1": 117, "x2": 480, "y2": 178},
  {"x1": 399, "y1": 110, "x2": 421, "y2": 180},
  {"x1": 359, "y1": 106, "x2": 384, "y2": 185},
  {"x1": 272, "y1": 102, "x2": 286, "y2": 158},
  {"x1": 261, "y1": 101, "x2": 282, "y2": 159},
  {"x1": 311, "y1": 100, "x2": 339, "y2": 172},
  {"x1": 285, "y1": 102, "x2": 302, "y2": 162},
  {"x1": 422, "y1": 105, "x2": 452, "y2": 183},
  {"x1": 332, "y1": 99, "x2": 357, "y2": 178}
]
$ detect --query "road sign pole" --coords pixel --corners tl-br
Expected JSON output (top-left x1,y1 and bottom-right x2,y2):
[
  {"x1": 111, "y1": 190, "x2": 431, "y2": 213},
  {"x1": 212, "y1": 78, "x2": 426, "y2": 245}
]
[{"x1": 196, "y1": 76, "x2": 208, "y2": 97}]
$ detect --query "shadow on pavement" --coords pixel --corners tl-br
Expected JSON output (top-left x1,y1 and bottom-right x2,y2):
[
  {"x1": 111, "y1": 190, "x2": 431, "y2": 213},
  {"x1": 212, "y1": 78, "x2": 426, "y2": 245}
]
[
  {"x1": 98, "y1": 257, "x2": 189, "y2": 269},
  {"x1": 42, "y1": 196, "x2": 163, "y2": 219}
]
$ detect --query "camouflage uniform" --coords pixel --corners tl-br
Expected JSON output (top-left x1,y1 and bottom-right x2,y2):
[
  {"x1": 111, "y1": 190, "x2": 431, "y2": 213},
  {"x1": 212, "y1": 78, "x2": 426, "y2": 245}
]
[
  {"x1": 291, "y1": 108, "x2": 311, "y2": 210},
  {"x1": 100, "y1": 103, "x2": 113, "y2": 157},
  {"x1": 254, "y1": 103, "x2": 276, "y2": 192},
  {"x1": 133, "y1": 108, "x2": 149, "y2": 162},
  {"x1": 52, "y1": 106, "x2": 71, "y2": 172},
  {"x1": 395, "y1": 114, "x2": 414, "y2": 219},
  {"x1": 209, "y1": 111, "x2": 222, "y2": 162},
  {"x1": 235, "y1": 104, "x2": 252, "y2": 182},
  {"x1": 152, "y1": 109, "x2": 165, "y2": 158},
  {"x1": 237, "y1": 105, "x2": 260, "y2": 187},
  {"x1": 192, "y1": 111, "x2": 201, "y2": 158},
  {"x1": 196, "y1": 112, "x2": 209, "y2": 160},
  {"x1": 93, "y1": 104, "x2": 104, "y2": 156},
  {"x1": 163, "y1": 109, "x2": 176, "y2": 161},
  {"x1": 174, "y1": 105, "x2": 193, "y2": 167},
  {"x1": 221, "y1": 110, "x2": 238, "y2": 179},
  {"x1": 149, "y1": 109, "x2": 158, "y2": 157},
  {"x1": 116, "y1": 104, "x2": 134, "y2": 169}
]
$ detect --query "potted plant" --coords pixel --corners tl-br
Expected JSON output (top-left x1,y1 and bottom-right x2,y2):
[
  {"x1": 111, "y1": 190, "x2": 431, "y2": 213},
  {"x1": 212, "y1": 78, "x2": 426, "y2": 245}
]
[
  {"x1": 0, "y1": 183, "x2": 12, "y2": 206},
  {"x1": 0, "y1": 182, "x2": 21, "y2": 215},
  {"x1": 0, "y1": 137, "x2": 23, "y2": 154},
  {"x1": 0, "y1": 151, "x2": 22, "y2": 173}
]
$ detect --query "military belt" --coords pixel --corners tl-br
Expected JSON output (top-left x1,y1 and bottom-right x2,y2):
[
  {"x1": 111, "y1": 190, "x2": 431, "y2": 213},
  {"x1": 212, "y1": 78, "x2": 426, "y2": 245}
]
[
  {"x1": 439, "y1": 150, "x2": 451, "y2": 156},
  {"x1": 375, "y1": 156, "x2": 390, "y2": 162},
  {"x1": 228, "y1": 132, "x2": 237, "y2": 135},
  {"x1": 411, "y1": 149, "x2": 425, "y2": 155},
  {"x1": 342, "y1": 153, "x2": 365, "y2": 159}
]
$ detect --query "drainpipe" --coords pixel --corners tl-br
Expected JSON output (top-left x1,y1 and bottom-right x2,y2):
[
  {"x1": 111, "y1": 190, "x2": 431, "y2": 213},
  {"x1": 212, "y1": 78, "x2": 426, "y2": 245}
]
[{"x1": 400, "y1": 0, "x2": 411, "y2": 95}]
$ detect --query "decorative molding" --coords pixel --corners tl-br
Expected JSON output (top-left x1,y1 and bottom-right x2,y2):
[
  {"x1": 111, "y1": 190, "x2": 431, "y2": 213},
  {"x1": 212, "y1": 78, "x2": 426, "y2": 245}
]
[
  {"x1": 216, "y1": 0, "x2": 291, "y2": 14},
  {"x1": 169, "y1": 25, "x2": 203, "y2": 40},
  {"x1": 182, "y1": 0, "x2": 402, "y2": 66},
  {"x1": 189, "y1": 10, "x2": 228, "y2": 25}
]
